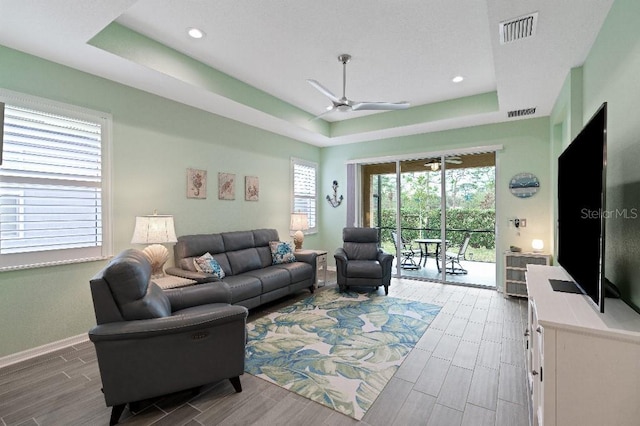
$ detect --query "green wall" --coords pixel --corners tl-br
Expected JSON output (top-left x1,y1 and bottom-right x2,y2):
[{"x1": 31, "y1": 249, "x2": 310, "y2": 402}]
[
  {"x1": 319, "y1": 117, "x2": 553, "y2": 291},
  {"x1": 0, "y1": 45, "x2": 321, "y2": 357},
  {"x1": 5, "y1": 0, "x2": 639, "y2": 358}
]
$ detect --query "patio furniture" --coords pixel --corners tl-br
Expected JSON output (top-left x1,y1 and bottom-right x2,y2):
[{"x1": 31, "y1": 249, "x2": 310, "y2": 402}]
[
  {"x1": 334, "y1": 227, "x2": 394, "y2": 294},
  {"x1": 414, "y1": 238, "x2": 449, "y2": 268},
  {"x1": 443, "y1": 233, "x2": 471, "y2": 274},
  {"x1": 392, "y1": 231, "x2": 420, "y2": 269}
]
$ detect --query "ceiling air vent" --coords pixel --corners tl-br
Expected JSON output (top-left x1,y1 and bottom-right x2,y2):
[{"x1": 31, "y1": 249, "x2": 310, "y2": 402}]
[
  {"x1": 508, "y1": 107, "x2": 537, "y2": 118},
  {"x1": 500, "y1": 12, "x2": 538, "y2": 44}
]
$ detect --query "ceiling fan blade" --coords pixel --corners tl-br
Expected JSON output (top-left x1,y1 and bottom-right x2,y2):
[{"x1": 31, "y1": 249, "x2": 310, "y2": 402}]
[
  {"x1": 308, "y1": 107, "x2": 335, "y2": 121},
  {"x1": 351, "y1": 101, "x2": 410, "y2": 111},
  {"x1": 307, "y1": 79, "x2": 340, "y2": 103}
]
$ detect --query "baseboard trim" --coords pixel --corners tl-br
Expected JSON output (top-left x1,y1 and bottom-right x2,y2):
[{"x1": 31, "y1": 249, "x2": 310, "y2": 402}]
[{"x1": 0, "y1": 333, "x2": 89, "y2": 370}]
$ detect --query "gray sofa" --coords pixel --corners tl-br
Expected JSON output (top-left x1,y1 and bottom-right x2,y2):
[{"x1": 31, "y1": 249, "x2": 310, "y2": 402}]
[
  {"x1": 166, "y1": 228, "x2": 317, "y2": 309},
  {"x1": 88, "y1": 249, "x2": 248, "y2": 425}
]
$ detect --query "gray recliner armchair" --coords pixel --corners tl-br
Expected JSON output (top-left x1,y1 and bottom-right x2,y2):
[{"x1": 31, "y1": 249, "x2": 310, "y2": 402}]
[
  {"x1": 88, "y1": 249, "x2": 248, "y2": 425},
  {"x1": 334, "y1": 227, "x2": 394, "y2": 294}
]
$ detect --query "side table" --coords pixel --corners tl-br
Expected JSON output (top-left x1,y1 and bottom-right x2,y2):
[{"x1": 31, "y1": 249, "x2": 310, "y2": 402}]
[
  {"x1": 298, "y1": 249, "x2": 328, "y2": 288},
  {"x1": 152, "y1": 275, "x2": 197, "y2": 290}
]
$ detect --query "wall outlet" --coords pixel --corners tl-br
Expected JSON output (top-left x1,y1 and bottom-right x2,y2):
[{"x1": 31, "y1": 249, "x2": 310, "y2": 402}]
[{"x1": 520, "y1": 218, "x2": 527, "y2": 227}]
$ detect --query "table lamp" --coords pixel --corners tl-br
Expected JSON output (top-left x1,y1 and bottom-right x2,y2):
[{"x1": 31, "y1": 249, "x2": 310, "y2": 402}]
[
  {"x1": 131, "y1": 212, "x2": 178, "y2": 278},
  {"x1": 290, "y1": 213, "x2": 309, "y2": 251},
  {"x1": 532, "y1": 239, "x2": 544, "y2": 253}
]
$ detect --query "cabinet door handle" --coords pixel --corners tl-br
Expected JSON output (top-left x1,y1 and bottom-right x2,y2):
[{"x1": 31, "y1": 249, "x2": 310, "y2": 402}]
[
  {"x1": 536, "y1": 326, "x2": 542, "y2": 333},
  {"x1": 532, "y1": 370, "x2": 539, "y2": 376},
  {"x1": 524, "y1": 329, "x2": 530, "y2": 337}
]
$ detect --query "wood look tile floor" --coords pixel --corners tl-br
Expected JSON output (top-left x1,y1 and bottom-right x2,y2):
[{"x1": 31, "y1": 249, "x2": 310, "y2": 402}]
[{"x1": 0, "y1": 276, "x2": 530, "y2": 426}]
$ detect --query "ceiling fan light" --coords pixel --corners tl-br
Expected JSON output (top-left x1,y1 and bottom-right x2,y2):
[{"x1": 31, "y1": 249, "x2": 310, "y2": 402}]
[{"x1": 336, "y1": 105, "x2": 350, "y2": 112}]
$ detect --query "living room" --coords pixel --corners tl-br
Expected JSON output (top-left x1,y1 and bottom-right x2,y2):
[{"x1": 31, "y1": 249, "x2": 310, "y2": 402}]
[{"x1": 1, "y1": 0, "x2": 640, "y2": 424}]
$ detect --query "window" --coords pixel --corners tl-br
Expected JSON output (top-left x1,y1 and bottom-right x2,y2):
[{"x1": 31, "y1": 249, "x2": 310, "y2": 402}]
[
  {"x1": 0, "y1": 90, "x2": 112, "y2": 270},
  {"x1": 291, "y1": 157, "x2": 317, "y2": 233}
]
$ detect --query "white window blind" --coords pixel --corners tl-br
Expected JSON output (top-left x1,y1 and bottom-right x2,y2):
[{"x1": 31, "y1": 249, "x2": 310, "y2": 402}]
[
  {"x1": 291, "y1": 158, "x2": 317, "y2": 233},
  {"x1": 0, "y1": 92, "x2": 111, "y2": 270}
]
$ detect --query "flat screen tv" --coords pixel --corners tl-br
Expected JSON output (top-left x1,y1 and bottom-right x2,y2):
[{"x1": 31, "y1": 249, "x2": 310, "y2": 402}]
[{"x1": 556, "y1": 102, "x2": 607, "y2": 313}]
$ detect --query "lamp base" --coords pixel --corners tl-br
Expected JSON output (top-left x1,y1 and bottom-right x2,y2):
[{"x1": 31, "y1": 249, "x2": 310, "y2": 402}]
[
  {"x1": 142, "y1": 244, "x2": 169, "y2": 278},
  {"x1": 293, "y1": 230, "x2": 305, "y2": 251}
]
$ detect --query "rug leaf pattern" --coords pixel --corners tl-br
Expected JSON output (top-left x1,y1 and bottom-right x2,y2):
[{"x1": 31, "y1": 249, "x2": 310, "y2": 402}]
[{"x1": 245, "y1": 290, "x2": 442, "y2": 419}]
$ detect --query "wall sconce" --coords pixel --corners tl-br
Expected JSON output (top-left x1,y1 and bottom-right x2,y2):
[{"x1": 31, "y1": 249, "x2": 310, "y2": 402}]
[
  {"x1": 131, "y1": 211, "x2": 178, "y2": 277},
  {"x1": 290, "y1": 212, "x2": 309, "y2": 251},
  {"x1": 532, "y1": 239, "x2": 544, "y2": 253},
  {"x1": 326, "y1": 180, "x2": 343, "y2": 208}
]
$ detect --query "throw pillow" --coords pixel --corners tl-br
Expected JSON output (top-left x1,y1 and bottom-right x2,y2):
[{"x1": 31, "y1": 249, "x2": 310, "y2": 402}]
[
  {"x1": 194, "y1": 253, "x2": 226, "y2": 279},
  {"x1": 270, "y1": 241, "x2": 296, "y2": 265}
]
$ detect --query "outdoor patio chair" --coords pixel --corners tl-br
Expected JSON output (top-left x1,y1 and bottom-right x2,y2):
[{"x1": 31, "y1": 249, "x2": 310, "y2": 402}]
[
  {"x1": 443, "y1": 233, "x2": 471, "y2": 274},
  {"x1": 391, "y1": 231, "x2": 420, "y2": 269}
]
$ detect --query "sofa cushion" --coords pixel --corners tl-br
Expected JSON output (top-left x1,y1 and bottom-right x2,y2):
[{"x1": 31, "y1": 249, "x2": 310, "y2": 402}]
[
  {"x1": 221, "y1": 274, "x2": 262, "y2": 303},
  {"x1": 227, "y1": 248, "x2": 262, "y2": 275},
  {"x1": 270, "y1": 241, "x2": 296, "y2": 264},
  {"x1": 103, "y1": 250, "x2": 171, "y2": 320},
  {"x1": 344, "y1": 242, "x2": 379, "y2": 261},
  {"x1": 245, "y1": 266, "x2": 291, "y2": 293},
  {"x1": 253, "y1": 228, "x2": 280, "y2": 246},
  {"x1": 175, "y1": 233, "x2": 225, "y2": 259},
  {"x1": 222, "y1": 231, "x2": 255, "y2": 252},
  {"x1": 346, "y1": 260, "x2": 382, "y2": 279},
  {"x1": 273, "y1": 261, "x2": 313, "y2": 284}
]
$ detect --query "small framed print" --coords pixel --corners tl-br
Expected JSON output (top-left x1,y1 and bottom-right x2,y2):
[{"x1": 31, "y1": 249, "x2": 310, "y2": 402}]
[
  {"x1": 245, "y1": 176, "x2": 259, "y2": 201},
  {"x1": 187, "y1": 168, "x2": 207, "y2": 199},
  {"x1": 218, "y1": 172, "x2": 236, "y2": 200}
]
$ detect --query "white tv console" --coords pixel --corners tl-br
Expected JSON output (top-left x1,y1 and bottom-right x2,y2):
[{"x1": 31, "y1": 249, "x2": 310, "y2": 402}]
[{"x1": 526, "y1": 265, "x2": 640, "y2": 426}]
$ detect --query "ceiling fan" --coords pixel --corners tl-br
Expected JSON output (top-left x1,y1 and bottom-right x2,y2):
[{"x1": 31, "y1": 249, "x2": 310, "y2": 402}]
[
  {"x1": 307, "y1": 54, "x2": 410, "y2": 119},
  {"x1": 424, "y1": 156, "x2": 463, "y2": 171}
]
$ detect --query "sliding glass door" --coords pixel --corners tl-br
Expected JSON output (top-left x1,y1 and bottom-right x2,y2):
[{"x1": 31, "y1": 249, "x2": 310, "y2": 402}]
[{"x1": 360, "y1": 151, "x2": 497, "y2": 288}]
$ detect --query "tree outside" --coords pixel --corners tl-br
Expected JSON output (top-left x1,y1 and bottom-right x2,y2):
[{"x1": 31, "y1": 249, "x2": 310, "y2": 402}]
[{"x1": 373, "y1": 166, "x2": 496, "y2": 262}]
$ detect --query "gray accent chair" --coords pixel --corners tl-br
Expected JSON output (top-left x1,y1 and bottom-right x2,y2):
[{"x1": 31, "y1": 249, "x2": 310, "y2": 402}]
[
  {"x1": 334, "y1": 227, "x2": 394, "y2": 294},
  {"x1": 88, "y1": 249, "x2": 248, "y2": 425}
]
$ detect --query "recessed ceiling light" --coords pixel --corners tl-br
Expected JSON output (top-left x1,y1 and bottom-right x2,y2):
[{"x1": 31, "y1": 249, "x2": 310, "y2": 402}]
[
  {"x1": 452, "y1": 75, "x2": 464, "y2": 83},
  {"x1": 187, "y1": 28, "x2": 205, "y2": 39}
]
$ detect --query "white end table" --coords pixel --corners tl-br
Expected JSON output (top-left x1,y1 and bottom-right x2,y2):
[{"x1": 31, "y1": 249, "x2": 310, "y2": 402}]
[{"x1": 297, "y1": 249, "x2": 328, "y2": 287}]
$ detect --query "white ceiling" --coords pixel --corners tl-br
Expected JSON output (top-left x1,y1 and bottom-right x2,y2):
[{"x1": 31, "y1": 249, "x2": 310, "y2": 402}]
[{"x1": 0, "y1": 0, "x2": 614, "y2": 147}]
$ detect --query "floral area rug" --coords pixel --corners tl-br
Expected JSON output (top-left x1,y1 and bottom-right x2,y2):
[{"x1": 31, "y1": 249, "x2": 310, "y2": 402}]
[{"x1": 245, "y1": 290, "x2": 442, "y2": 420}]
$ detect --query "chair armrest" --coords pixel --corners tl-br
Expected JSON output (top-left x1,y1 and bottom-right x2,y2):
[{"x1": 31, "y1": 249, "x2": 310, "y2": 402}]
[
  {"x1": 377, "y1": 250, "x2": 394, "y2": 266},
  {"x1": 165, "y1": 282, "x2": 232, "y2": 311},
  {"x1": 165, "y1": 267, "x2": 219, "y2": 284},
  {"x1": 294, "y1": 251, "x2": 317, "y2": 268},
  {"x1": 88, "y1": 304, "x2": 247, "y2": 342},
  {"x1": 334, "y1": 248, "x2": 347, "y2": 263}
]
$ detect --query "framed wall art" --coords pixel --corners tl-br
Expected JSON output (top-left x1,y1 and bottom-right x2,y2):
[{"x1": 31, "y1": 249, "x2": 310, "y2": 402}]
[
  {"x1": 218, "y1": 172, "x2": 236, "y2": 200},
  {"x1": 186, "y1": 168, "x2": 207, "y2": 199},
  {"x1": 245, "y1": 176, "x2": 259, "y2": 201}
]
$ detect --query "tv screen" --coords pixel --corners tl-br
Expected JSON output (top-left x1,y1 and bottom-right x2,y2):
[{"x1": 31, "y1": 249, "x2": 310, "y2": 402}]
[{"x1": 557, "y1": 102, "x2": 607, "y2": 312}]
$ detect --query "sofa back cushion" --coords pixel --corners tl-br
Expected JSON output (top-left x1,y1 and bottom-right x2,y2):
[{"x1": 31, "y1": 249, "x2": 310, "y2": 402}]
[
  {"x1": 175, "y1": 233, "x2": 225, "y2": 260},
  {"x1": 253, "y1": 229, "x2": 280, "y2": 267},
  {"x1": 343, "y1": 227, "x2": 380, "y2": 260},
  {"x1": 226, "y1": 248, "x2": 262, "y2": 275},
  {"x1": 100, "y1": 249, "x2": 171, "y2": 321}
]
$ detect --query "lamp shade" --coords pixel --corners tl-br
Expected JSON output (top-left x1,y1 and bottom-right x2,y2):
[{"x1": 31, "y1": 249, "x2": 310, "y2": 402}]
[
  {"x1": 131, "y1": 215, "x2": 177, "y2": 244},
  {"x1": 532, "y1": 239, "x2": 544, "y2": 252},
  {"x1": 290, "y1": 213, "x2": 309, "y2": 231}
]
